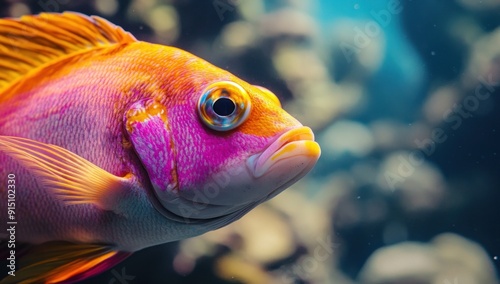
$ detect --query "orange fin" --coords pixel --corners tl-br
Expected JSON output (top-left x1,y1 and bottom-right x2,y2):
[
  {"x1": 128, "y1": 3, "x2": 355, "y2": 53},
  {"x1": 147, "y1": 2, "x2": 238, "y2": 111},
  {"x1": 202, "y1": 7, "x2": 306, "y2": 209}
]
[
  {"x1": 0, "y1": 12, "x2": 136, "y2": 94},
  {"x1": 0, "y1": 135, "x2": 134, "y2": 211},
  {"x1": 0, "y1": 241, "x2": 130, "y2": 284}
]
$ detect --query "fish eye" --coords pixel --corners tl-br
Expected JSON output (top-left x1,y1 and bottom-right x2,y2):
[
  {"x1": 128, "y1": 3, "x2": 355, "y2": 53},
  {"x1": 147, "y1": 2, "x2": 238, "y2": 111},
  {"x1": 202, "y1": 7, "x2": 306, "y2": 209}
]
[
  {"x1": 213, "y1": 97, "x2": 236, "y2": 116},
  {"x1": 198, "y1": 81, "x2": 251, "y2": 131}
]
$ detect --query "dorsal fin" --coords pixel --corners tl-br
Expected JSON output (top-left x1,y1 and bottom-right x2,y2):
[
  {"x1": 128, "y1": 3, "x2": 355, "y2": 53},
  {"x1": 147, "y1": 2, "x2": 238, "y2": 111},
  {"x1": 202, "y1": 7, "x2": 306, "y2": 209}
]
[{"x1": 0, "y1": 12, "x2": 137, "y2": 92}]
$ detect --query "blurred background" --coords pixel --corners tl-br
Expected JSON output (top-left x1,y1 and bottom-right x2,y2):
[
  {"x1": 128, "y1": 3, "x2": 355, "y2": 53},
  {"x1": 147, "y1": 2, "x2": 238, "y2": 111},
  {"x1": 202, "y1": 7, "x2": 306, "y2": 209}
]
[{"x1": 1, "y1": 0, "x2": 499, "y2": 283}]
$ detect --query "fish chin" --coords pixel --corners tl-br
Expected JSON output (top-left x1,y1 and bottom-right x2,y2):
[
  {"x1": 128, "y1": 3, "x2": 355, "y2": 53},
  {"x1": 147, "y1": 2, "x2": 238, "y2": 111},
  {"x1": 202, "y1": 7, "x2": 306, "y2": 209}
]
[
  {"x1": 152, "y1": 162, "x2": 267, "y2": 222},
  {"x1": 151, "y1": 126, "x2": 320, "y2": 224}
]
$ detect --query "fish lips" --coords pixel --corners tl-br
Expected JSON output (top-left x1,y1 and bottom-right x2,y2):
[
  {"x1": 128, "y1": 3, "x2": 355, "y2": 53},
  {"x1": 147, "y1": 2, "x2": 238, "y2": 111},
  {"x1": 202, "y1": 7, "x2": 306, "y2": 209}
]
[
  {"x1": 247, "y1": 126, "x2": 320, "y2": 179},
  {"x1": 155, "y1": 126, "x2": 321, "y2": 221}
]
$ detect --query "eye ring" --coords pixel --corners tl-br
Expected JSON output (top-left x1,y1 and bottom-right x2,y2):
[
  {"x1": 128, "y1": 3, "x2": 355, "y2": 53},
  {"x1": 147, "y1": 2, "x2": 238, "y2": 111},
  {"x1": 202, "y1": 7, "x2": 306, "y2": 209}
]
[{"x1": 198, "y1": 81, "x2": 252, "y2": 131}]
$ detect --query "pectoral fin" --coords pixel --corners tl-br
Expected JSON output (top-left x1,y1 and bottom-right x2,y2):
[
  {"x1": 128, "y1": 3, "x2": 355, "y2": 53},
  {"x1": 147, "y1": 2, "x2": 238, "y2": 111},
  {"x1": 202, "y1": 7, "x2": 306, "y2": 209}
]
[
  {"x1": 0, "y1": 136, "x2": 134, "y2": 211},
  {"x1": 0, "y1": 242, "x2": 130, "y2": 284}
]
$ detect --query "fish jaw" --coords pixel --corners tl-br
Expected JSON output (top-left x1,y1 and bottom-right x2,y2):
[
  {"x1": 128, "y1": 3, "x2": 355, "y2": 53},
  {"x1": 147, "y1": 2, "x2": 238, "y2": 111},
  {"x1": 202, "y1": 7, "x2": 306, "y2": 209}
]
[
  {"x1": 246, "y1": 126, "x2": 320, "y2": 178},
  {"x1": 152, "y1": 126, "x2": 320, "y2": 221}
]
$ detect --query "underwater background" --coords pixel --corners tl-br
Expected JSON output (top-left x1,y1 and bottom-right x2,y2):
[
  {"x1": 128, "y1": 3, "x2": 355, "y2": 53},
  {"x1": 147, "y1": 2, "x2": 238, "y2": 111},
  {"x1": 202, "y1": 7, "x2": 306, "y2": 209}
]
[{"x1": 1, "y1": 0, "x2": 499, "y2": 283}]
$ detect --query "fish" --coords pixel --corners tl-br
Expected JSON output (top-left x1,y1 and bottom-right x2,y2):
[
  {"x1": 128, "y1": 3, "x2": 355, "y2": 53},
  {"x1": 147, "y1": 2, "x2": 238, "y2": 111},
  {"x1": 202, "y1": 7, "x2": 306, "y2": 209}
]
[{"x1": 0, "y1": 12, "x2": 320, "y2": 283}]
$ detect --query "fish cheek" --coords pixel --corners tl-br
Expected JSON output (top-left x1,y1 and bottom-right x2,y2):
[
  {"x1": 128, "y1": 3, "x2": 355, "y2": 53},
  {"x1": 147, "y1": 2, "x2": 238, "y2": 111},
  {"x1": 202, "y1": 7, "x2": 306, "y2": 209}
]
[{"x1": 124, "y1": 99, "x2": 178, "y2": 193}]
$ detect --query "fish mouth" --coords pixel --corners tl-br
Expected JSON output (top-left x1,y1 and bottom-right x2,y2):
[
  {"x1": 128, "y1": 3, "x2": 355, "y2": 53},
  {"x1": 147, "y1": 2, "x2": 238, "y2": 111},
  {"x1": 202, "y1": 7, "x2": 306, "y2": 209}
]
[{"x1": 246, "y1": 126, "x2": 321, "y2": 178}]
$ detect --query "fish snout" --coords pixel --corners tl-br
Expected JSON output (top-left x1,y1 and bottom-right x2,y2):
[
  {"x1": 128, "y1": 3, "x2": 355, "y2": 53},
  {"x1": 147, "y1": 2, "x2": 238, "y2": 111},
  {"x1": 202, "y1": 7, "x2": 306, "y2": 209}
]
[{"x1": 247, "y1": 126, "x2": 320, "y2": 178}]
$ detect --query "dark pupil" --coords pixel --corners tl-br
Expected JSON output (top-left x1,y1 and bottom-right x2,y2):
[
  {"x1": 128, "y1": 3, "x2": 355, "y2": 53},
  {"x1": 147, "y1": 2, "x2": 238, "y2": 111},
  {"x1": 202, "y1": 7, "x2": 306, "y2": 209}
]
[{"x1": 213, "y1": 97, "x2": 236, "y2": 116}]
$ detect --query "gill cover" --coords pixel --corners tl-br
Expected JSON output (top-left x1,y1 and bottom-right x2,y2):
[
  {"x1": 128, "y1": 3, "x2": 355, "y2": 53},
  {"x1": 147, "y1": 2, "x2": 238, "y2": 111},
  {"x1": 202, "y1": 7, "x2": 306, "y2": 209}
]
[{"x1": 125, "y1": 99, "x2": 178, "y2": 192}]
